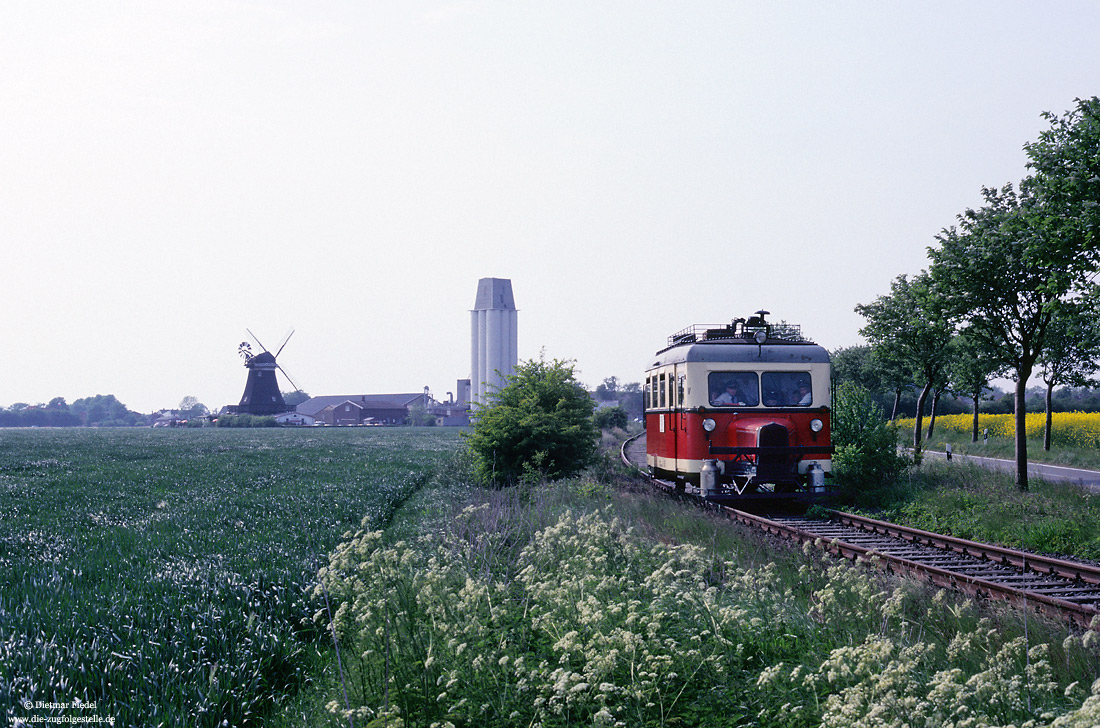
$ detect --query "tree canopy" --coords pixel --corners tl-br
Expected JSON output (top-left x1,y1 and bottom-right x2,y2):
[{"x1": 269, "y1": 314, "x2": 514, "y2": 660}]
[
  {"x1": 929, "y1": 183, "x2": 1075, "y2": 489},
  {"x1": 855, "y1": 270, "x2": 954, "y2": 458},
  {"x1": 1024, "y1": 96, "x2": 1100, "y2": 278}
]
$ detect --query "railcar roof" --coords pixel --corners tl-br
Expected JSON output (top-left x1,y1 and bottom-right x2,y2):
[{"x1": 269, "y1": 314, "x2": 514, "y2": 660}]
[{"x1": 649, "y1": 341, "x2": 830, "y2": 368}]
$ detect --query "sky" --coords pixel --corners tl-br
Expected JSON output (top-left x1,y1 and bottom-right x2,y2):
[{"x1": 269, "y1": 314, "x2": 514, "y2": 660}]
[{"x1": 2, "y1": 1, "x2": 1099, "y2": 414}]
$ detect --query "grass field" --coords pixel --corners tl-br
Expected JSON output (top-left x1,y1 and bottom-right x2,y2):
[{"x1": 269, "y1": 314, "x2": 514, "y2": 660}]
[{"x1": 0, "y1": 427, "x2": 462, "y2": 727}]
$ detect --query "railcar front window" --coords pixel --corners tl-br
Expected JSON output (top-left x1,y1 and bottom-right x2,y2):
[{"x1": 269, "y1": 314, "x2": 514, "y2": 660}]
[
  {"x1": 707, "y1": 372, "x2": 759, "y2": 406},
  {"x1": 761, "y1": 372, "x2": 812, "y2": 407},
  {"x1": 659, "y1": 373, "x2": 666, "y2": 408}
]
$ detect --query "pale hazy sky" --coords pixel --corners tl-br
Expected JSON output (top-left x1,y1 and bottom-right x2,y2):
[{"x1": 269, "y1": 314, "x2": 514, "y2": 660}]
[{"x1": 2, "y1": 2, "x2": 1098, "y2": 413}]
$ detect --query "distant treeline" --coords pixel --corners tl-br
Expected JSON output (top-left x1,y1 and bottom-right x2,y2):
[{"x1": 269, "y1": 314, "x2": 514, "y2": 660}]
[{"x1": 0, "y1": 395, "x2": 145, "y2": 427}]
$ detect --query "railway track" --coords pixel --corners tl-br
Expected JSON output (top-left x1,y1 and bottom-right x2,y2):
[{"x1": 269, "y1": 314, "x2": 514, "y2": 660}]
[{"x1": 621, "y1": 432, "x2": 1100, "y2": 630}]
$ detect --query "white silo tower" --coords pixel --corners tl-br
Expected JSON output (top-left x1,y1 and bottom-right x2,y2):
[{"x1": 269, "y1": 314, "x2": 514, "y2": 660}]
[{"x1": 470, "y1": 278, "x2": 518, "y2": 406}]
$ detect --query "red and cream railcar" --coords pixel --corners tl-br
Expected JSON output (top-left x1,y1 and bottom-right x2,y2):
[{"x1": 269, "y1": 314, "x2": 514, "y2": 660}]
[{"x1": 645, "y1": 312, "x2": 833, "y2": 501}]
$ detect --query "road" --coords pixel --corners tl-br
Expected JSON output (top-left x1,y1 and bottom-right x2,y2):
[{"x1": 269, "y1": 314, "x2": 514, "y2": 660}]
[{"x1": 922, "y1": 449, "x2": 1100, "y2": 493}]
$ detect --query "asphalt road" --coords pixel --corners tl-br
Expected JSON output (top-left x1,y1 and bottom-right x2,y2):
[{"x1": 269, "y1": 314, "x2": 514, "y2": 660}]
[{"x1": 922, "y1": 449, "x2": 1100, "y2": 493}]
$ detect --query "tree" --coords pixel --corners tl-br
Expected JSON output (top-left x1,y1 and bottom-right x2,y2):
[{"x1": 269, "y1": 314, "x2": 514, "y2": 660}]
[
  {"x1": 855, "y1": 271, "x2": 954, "y2": 459},
  {"x1": 830, "y1": 346, "x2": 881, "y2": 392},
  {"x1": 178, "y1": 396, "x2": 208, "y2": 419},
  {"x1": 405, "y1": 403, "x2": 437, "y2": 427},
  {"x1": 594, "y1": 406, "x2": 628, "y2": 431},
  {"x1": 466, "y1": 356, "x2": 598, "y2": 485},
  {"x1": 1024, "y1": 97, "x2": 1100, "y2": 277},
  {"x1": 71, "y1": 394, "x2": 141, "y2": 426},
  {"x1": 929, "y1": 184, "x2": 1070, "y2": 490},
  {"x1": 616, "y1": 382, "x2": 644, "y2": 421},
  {"x1": 924, "y1": 363, "x2": 953, "y2": 441},
  {"x1": 1038, "y1": 294, "x2": 1100, "y2": 450},
  {"x1": 948, "y1": 332, "x2": 1005, "y2": 443},
  {"x1": 282, "y1": 390, "x2": 311, "y2": 408},
  {"x1": 873, "y1": 348, "x2": 915, "y2": 422},
  {"x1": 594, "y1": 377, "x2": 620, "y2": 401}
]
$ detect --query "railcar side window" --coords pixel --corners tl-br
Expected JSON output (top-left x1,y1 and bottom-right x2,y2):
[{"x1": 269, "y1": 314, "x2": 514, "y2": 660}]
[
  {"x1": 659, "y1": 373, "x2": 666, "y2": 408},
  {"x1": 707, "y1": 372, "x2": 760, "y2": 406},
  {"x1": 761, "y1": 372, "x2": 812, "y2": 407},
  {"x1": 677, "y1": 375, "x2": 685, "y2": 406}
]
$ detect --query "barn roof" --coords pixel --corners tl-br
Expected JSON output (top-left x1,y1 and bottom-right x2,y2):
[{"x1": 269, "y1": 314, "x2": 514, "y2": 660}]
[{"x1": 296, "y1": 394, "x2": 426, "y2": 417}]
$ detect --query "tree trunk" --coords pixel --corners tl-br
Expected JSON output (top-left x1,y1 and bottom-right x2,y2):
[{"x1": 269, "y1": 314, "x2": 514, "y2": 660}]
[
  {"x1": 1044, "y1": 383, "x2": 1053, "y2": 451},
  {"x1": 890, "y1": 388, "x2": 901, "y2": 421},
  {"x1": 927, "y1": 388, "x2": 941, "y2": 440},
  {"x1": 913, "y1": 381, "x2": 932, "y2": 462},
  {"x1": 971, "y1": 387, "x2": 981, "y2": 443},
  {"x1": 1014, "y1": 373, "x2": 1029, "y2": 491}
]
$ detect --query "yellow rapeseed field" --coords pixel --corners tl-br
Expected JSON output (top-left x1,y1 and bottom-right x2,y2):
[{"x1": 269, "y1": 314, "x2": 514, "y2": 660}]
[{"x1": 896, "y1": 411, "x2": 1100, "y2": 449}]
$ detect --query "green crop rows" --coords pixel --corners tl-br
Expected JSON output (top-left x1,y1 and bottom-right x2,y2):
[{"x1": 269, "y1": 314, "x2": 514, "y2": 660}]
[{"x1": 0, "y1": 427, "x2": 461, "y2": 727}]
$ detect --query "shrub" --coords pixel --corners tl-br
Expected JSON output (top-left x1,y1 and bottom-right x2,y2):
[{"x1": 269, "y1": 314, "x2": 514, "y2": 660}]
[
  {"x1": 593, "y1": 406, "x2": 628, "y2": 431},
  {"x1": 832, "y1": 382, "x2": 910, "y2": 506},
  {"x1": 465, "y1": 356, "x2": 598, "y2": 485},
  {"x1": 215, "y1": 414, "x2": 280, "y2": 428}
]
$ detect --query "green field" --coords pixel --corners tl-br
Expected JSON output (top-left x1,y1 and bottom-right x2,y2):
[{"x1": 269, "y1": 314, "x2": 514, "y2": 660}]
[{"x1": 0, "y1": 427, "x2": 462, "y2": 727}]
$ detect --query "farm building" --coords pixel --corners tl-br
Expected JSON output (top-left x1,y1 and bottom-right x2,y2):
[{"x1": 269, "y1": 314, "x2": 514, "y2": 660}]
[{"x1": 296, "y1": 393, "x2": 433, "y2": 426}]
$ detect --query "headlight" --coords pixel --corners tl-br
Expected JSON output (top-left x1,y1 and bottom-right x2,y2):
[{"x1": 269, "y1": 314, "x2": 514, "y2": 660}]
[
  {"x1": 702, "y1": 418, "x2": 716, "y2": 432},
  {"x1": 753, "y1": 330, "x2": 767, "y2": 344},
  {"x1": 810, "y1": 418, "x2": 823, "y2": 432}
]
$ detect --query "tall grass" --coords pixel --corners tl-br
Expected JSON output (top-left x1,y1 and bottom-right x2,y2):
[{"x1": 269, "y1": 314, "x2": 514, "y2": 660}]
[
  {"x1": 0, "y1": 427, "x2": 460, "y2": 727},
  {"x1": 314, "y1": 472, "x2": 1100, "y2": 727}
]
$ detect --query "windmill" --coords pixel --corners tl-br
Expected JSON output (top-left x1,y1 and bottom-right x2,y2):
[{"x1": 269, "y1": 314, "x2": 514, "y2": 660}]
[{"x1": 236, "y1": 329, "x2": 303, "y2": 415}]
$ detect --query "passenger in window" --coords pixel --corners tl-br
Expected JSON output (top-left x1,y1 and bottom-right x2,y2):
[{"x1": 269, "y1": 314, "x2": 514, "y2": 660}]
[
  {"x1": 714, "y1": 382, "x2": 746, "y2": 406},
  {"x1": 796, "y1": 380, "x2": 812, "y2": 406}
]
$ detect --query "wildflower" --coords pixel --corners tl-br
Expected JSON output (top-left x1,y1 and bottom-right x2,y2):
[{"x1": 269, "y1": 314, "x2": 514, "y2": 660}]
[{"x1": 756, "y1": 663, "x2": 786, "y2": 687}]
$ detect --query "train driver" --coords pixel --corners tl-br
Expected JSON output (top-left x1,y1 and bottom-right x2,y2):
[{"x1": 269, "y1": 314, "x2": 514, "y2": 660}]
[
  {"x1": 714, "y1": 382, "x2": 746, "y2": 406},
  {"x1": 796, "y1": 380, "x2": 812, "y2": 406}
]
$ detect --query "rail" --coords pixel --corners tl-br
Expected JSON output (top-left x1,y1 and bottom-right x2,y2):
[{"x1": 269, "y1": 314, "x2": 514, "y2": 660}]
[{"x1": 620, "y1": 431, "x2": 1100, "y2": 630}]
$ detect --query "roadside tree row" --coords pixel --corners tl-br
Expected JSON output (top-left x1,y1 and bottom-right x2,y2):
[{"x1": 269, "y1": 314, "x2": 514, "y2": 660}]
[{"x1": 855, "y1": 97, "x2": 1100, "y2": 490}]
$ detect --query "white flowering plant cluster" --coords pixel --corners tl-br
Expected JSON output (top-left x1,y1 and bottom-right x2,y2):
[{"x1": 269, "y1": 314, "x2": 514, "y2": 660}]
[
  {"x1": 315, "y1": 496, "x2": 1100, "y2": 728},
  {"x1": 316, "y1": 504, "x2": 821, "y2": 727},
  {"x1": 754, "y1": 547, "x2": 1100, "y2": 728}
]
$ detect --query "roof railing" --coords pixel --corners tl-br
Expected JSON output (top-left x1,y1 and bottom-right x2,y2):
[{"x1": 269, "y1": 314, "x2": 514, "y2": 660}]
[{"x1": 667, "y1": 319, "x2": 807, "y2": 347}]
